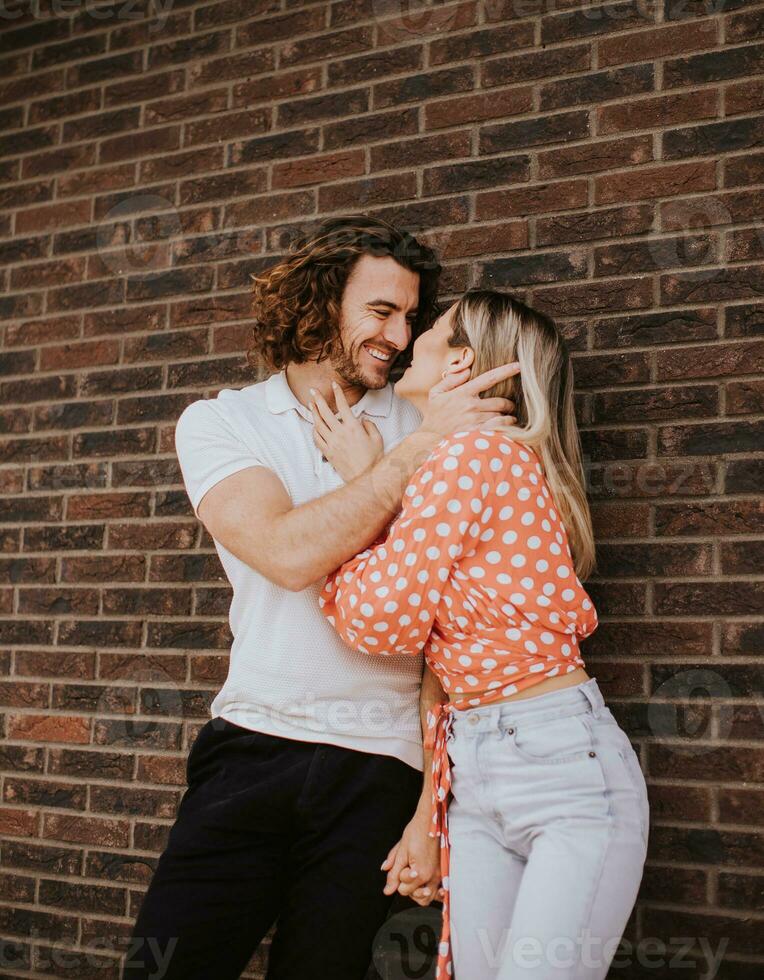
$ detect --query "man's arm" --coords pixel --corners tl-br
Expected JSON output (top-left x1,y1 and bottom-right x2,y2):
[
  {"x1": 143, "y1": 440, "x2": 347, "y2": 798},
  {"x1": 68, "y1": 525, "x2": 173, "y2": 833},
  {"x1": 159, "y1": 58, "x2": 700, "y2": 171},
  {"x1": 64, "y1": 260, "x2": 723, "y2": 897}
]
[
  {"x1": 197, "y1": 428, "x2": 440, "y2": 592},
  {"x1": 195, "y1": 362, "x2": 518, "y2": 591}
]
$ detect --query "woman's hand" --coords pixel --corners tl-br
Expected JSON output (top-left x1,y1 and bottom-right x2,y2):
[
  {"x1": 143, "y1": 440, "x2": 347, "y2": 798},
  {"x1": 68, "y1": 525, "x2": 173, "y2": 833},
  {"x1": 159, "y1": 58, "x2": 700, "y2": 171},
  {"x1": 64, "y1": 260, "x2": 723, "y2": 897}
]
[
  {"x1": 309, "y1": 381, "x2": 384, "y2": 483},
  {"x1": 419, "y1": 362, "x2": 520, "y2": 437},
  {"x1": 380, "y1": 811, "x2": 443, "y2": 907}
]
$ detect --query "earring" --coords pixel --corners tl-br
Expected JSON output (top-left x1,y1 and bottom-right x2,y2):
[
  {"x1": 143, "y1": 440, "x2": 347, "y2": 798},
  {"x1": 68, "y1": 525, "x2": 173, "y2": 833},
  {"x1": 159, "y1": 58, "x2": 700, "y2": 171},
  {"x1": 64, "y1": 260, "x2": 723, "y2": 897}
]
[{"x1": 441, "y1": 370, "x2": 448, "y2": 379}]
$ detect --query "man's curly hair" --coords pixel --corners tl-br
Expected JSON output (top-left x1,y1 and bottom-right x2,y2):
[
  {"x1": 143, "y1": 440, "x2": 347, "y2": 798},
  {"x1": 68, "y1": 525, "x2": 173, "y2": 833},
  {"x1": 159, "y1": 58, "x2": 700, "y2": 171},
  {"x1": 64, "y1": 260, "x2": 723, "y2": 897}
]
[{"x1": 247, "y1": 214, "x2": 442, "y2": 380}]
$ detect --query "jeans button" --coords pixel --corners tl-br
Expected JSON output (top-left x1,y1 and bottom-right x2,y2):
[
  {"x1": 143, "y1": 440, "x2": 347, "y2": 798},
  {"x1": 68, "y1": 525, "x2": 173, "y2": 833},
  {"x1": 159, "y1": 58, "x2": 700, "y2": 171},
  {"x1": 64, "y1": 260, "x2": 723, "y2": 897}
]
[
  {"x1": 589, "y1": 750, "x2": 596, "y2": 757},
  {"x1": 469, "y1": 715, "x2": 478, "y2": 725},
  {"x1": 507, "y1": 727, "x2": 514, "y2": 734}
]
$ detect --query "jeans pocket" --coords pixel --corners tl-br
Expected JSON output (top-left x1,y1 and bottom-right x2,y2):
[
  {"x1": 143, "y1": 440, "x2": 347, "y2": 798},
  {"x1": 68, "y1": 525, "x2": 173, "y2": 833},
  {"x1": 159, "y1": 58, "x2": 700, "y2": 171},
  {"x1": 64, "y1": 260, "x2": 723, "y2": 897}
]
[{"x1": 509, "y1": 713, "x2": 594, "y2": 765}]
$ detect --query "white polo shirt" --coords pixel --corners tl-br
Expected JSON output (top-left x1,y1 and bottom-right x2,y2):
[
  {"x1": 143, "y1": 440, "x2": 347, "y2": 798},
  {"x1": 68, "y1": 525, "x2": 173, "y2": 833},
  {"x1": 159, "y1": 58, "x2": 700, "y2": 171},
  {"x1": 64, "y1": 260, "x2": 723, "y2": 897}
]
[{"x1": 174, "y1": 369, "x2": 427, "y2": 770}]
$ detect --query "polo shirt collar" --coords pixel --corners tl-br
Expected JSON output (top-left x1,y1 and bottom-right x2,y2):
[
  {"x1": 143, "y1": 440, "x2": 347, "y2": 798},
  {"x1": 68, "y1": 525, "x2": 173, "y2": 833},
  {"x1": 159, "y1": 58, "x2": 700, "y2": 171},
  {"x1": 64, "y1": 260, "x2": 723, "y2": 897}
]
[{"x1": 265, "y1": 369, "x2": 394, "y2": 423}]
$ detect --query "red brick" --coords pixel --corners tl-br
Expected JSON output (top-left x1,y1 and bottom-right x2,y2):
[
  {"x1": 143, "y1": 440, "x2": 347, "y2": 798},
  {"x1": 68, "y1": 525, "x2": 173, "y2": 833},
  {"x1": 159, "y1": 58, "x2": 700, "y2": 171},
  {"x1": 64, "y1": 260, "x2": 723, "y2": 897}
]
[
  {"x1": 538, "y1": 135, "x2": 653, "y2": 179},
  {"x1": 595, "y1": 161, "x2": 717, "y2": 205},
  {"x1": 273, "y1": 149, "x2": 365, "y2": 188},
  {"x1": 425, "y1": 85, "x2": 533, "y2": 130},
  {"x1": 476, "y1": 179, "x2": 588, "y2": 219},
  {"x1": 597, "y1": 91, "x2": 719, "y2": 136},
  {"x1": 8, "y1": 714, "x2": 90, "y2": 744},
  {"x1": 598, "y1": 20, "x2": 719, "y2": 68}
]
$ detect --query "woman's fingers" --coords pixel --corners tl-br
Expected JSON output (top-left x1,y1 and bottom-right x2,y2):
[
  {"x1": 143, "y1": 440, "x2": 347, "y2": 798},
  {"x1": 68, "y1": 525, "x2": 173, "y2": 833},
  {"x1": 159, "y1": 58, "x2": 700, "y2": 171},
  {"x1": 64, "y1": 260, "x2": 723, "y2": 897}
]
[
  {"x1": 309, "y1": 387, "x2": 338, "y2": 431},
  {"x1": 397, "y1": 864, "x2": 430, "y2": 896},
  {"x1": 482, "y1": 415, "x2": 517, "y2": 430},
  {"x1": 384, "y1": 846, "x2": 409, "y2": 895},
  {"x1": 429, "y1": 366, "x2": 471, "y2": 397},
  {"x1": 380, "y1": 843, "x2": 397, "y2": 872},
  {"x1": 479, "y1": 396, "x2": 516, "y2": 416},
  {"x1": 466, "y1": 361, "x2": 520, "y2": 396},
  {"x1": 332, "y1": 381, "x2": 355, "y2": 426}
]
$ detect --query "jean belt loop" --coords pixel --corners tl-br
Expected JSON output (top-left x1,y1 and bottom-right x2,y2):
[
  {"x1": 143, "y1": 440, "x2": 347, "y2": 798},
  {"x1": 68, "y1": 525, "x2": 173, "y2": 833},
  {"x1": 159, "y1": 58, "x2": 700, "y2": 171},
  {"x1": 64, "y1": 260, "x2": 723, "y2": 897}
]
[{"x1": 581, "y1": 678, "x2": 604, "y2": 718}]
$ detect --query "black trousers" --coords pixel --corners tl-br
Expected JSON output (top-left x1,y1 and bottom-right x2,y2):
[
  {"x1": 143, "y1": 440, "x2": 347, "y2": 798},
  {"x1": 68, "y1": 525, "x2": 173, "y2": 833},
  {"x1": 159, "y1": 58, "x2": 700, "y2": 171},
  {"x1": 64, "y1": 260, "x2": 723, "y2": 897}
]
[{"x1": 122, "y1": 717, "x2": 424, "y2": 980}]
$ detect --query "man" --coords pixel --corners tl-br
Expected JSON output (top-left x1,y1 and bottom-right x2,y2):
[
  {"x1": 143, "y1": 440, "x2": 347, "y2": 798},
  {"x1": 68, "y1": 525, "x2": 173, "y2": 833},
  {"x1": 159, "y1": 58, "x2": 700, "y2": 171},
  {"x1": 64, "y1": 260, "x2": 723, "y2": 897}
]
[{"x1": 122, "y1": 214, "x2": 517, "y2": 979}]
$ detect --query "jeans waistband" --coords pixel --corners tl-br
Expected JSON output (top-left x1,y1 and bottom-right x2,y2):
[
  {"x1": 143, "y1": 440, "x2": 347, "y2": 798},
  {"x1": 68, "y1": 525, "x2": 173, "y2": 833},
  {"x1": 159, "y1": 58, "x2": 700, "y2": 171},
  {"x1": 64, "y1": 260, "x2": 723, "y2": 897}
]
[{"x1": 449, "y1": 676, "x2": 605, "y2": 734}]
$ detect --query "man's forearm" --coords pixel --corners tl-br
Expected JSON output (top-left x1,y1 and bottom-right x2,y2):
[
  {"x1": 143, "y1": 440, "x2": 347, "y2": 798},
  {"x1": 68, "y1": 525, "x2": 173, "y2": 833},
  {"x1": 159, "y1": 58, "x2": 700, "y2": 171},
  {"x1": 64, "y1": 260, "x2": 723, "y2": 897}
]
[{"x1": 276, "y1": 429, "x2": 439, "y2": 590}]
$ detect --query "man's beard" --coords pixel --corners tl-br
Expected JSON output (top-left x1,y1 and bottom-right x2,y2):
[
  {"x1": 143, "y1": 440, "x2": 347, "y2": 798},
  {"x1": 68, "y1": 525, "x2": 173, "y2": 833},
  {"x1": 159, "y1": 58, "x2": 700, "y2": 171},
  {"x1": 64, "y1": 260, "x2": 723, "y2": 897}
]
[{"x1": 329, "y1": 337, "x2": 393, "y2": 390}]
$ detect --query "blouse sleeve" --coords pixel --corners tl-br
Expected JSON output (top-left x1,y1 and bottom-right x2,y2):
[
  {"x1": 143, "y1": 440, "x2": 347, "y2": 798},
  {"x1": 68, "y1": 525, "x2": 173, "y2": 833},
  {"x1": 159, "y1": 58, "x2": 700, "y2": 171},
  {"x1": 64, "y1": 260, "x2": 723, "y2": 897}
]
[{"x1": 318, "y1": 433, "x2": 493, "y2": 657}]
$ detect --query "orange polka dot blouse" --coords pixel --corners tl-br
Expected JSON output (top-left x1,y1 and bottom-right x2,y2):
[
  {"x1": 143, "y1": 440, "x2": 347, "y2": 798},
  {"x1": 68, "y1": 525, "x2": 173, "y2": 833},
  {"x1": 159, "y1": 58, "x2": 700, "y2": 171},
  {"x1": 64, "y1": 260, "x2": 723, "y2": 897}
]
[{"x1": 319, "y1": 428, "x2": 599, "y2": 980}]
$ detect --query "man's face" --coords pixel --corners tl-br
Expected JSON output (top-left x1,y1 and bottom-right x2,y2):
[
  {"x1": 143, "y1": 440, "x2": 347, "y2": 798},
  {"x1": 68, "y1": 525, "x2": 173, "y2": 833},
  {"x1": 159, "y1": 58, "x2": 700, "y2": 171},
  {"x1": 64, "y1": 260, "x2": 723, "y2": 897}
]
[{"x1": 330, "y1": 254, "x2": 421, "y2": 390}]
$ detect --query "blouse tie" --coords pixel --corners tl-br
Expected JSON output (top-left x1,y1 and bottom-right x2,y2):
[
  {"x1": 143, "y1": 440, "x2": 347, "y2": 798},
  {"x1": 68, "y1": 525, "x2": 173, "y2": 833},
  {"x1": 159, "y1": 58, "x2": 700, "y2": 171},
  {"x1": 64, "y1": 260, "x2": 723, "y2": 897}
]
[{"x1": 424, "y1": 699, "x2": 456, "y2": 978}]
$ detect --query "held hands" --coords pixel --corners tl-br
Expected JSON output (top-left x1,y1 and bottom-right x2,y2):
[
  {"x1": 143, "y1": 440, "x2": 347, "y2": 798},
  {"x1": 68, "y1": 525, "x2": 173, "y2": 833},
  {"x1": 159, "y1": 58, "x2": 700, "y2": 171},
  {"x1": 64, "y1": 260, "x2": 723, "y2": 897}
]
[
  {"x1": 309, "y1": 381, "x2": 384, "y2": 482},
  {"x1": 380, "y1": 811, "x2": 443, "y2": 908},
  {"x1": 420, "y1": 361, "x2": 520, "y2": 439}
]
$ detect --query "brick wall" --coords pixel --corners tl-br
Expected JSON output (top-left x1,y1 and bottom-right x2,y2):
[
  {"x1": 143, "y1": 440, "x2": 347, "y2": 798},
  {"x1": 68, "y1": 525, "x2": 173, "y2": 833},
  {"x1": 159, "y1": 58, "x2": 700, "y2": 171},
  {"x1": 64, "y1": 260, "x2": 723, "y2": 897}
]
[{"x1": 0, "y1": 0, "x2": 762, "y2": 976}]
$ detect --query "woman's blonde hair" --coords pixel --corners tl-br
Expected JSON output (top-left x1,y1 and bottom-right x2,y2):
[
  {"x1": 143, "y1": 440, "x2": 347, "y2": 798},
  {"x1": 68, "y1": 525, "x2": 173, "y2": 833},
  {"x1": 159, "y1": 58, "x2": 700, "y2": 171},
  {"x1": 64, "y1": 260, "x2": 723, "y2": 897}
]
[{"x1": 448, "y1": 288, "x2": 597, "y2": 581}]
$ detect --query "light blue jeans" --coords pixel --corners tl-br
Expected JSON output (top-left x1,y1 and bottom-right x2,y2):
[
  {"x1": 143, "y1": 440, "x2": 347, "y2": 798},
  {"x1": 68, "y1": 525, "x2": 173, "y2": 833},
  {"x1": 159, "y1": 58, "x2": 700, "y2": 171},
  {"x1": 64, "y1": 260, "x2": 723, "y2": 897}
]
[{"x1": 445, "y1": 676, "x2": 649, "y2": 979}]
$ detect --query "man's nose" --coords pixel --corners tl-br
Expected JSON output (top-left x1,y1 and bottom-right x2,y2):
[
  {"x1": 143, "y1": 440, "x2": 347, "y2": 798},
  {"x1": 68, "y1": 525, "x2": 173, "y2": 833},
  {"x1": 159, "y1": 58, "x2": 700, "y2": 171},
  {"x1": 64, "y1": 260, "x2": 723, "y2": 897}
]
[{"x1": 382, "y1": 315, "x2": 411, "y2": 352}]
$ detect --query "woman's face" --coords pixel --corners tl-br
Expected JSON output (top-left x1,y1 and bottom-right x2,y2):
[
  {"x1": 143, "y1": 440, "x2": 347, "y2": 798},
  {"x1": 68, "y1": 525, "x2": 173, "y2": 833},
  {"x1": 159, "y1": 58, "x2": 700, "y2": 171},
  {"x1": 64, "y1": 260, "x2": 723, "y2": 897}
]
[{"x1": 394, "y1": 302, "x2": 474, "y2": 404}]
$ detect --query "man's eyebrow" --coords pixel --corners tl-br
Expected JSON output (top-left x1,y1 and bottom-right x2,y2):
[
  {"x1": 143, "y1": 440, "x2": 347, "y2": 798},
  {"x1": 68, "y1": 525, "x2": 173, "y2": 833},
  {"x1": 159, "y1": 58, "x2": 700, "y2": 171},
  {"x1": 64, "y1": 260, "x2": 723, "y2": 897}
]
[{"x1": 366, "y1": 299, "x2": 419, "y2": 315}]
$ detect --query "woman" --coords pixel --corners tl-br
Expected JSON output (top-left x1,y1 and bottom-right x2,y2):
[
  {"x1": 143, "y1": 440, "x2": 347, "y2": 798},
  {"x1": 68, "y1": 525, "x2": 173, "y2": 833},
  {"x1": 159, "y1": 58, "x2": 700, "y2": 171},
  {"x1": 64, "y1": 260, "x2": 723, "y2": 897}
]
[{"x1": 315, "y1": 289, "x2": 649, "y2": 980}]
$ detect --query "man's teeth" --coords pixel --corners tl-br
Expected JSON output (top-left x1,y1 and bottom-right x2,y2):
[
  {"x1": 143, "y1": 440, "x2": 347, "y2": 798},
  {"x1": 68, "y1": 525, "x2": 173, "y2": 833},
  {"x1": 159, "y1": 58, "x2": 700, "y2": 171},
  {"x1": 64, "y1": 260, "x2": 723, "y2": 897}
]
[{"x1": 364, "y1": 345, "x2": 391, "y2": 362}]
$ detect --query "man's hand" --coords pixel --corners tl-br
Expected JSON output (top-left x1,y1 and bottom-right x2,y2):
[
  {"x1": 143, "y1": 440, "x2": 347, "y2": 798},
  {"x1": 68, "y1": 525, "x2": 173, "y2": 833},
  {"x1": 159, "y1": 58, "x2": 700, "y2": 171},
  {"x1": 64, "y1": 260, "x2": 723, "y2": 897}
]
[
  {"x1": 419, "y1": 361, "x2": 520, "y2": 438},
  {"x1": 309, "y1": 381, "x2": 384, "y2": 482},
  {"x1": 380, "y1": 810, "x2": 442, "y2": 907}
]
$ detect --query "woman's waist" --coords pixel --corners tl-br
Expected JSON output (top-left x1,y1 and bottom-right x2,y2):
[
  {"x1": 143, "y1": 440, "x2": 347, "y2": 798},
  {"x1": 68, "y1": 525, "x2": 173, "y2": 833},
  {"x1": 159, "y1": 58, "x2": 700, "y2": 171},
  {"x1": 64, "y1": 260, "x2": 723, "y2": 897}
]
[
  {"x1": 446, "y1": 664, "x2": 589, "y2": 705},
  {"x1": 425, "y1": 643, "x2": 586, "y2": 699}
]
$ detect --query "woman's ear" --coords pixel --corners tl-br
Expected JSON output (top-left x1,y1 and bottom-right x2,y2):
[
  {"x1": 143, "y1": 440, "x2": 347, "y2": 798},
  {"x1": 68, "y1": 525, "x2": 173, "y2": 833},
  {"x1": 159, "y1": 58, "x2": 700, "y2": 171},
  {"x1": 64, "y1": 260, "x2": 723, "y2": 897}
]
[{"x1": 446, "y1": 345, "x2": 474, "y2": 374}]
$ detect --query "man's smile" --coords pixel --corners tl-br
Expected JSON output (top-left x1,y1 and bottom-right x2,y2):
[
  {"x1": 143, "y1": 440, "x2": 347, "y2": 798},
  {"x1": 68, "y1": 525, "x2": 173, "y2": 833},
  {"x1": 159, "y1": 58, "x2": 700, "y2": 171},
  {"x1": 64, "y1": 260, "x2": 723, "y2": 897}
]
[{"x1": 362, "y1": 343, "x2": 394, "y2": 363}]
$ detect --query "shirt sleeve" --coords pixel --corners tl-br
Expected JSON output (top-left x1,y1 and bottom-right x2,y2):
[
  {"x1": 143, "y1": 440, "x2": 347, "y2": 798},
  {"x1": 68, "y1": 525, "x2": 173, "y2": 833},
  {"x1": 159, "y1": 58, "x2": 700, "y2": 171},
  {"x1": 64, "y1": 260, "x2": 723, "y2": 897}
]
[
  {"x1": 174, "y1": 399, "x2": 269, "y2": 519},
  {"x1": 318, "y1": 433, "x2": 492, "y2": 657}
]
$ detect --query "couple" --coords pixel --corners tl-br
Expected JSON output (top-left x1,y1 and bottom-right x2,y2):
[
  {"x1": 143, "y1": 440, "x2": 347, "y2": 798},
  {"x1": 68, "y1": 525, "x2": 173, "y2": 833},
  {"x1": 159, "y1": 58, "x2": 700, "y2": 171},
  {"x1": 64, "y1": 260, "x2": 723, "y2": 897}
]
[{"x1": 123, "y1": 214, "x2": 648, "y2": 980}]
